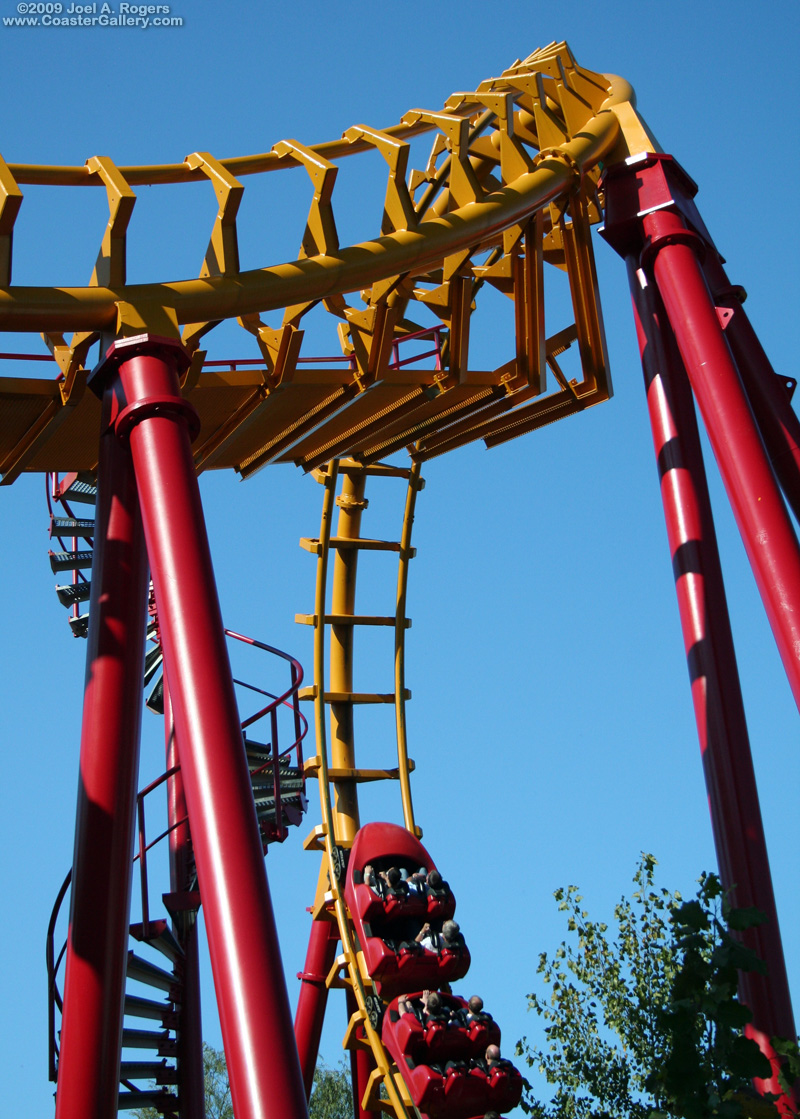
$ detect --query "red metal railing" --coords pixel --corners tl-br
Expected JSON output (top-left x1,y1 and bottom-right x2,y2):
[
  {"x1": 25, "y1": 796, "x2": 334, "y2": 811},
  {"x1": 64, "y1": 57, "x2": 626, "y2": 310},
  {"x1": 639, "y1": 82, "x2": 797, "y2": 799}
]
[{"x1": 5, "y1": 324, "x2": 443, "y2": 378}]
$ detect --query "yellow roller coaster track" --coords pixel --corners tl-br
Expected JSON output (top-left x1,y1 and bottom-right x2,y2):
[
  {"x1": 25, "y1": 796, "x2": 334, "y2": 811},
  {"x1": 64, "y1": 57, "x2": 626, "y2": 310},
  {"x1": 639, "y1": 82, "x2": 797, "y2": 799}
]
[{"x1": 0, "y1": 42, "x2": 657, "y2": 484}]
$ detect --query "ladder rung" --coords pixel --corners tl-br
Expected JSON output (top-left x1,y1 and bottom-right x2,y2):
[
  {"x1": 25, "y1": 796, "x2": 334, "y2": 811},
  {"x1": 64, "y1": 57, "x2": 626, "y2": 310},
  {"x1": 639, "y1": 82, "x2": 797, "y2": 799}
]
[
  {"x1": 295, "y1": 613, "x2": 411, "y2": 628},
  {"x1": 49, "y1": 549, "x2": 93, "y2": 573},
  {"x1": 56, "y1": 582, "x2": 91, "y2": 607},
  {"x1": 335, "y1": 461, "x2": 415, "y2": 479},
  {"x1": 299, "y1": 536, "x2": 415, "y2": 556},
  {"x1": 303, "y1": 759, "x2": 415, "y2": 782},
  {"x1": 298, "y1": 688, "x2": 410, "y2": 704}
]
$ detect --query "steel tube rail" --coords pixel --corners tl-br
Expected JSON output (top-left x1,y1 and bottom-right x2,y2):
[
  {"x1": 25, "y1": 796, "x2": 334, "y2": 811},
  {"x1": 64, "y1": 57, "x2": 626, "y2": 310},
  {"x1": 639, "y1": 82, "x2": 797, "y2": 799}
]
[
  {"x1": 90, "y1": 334, "x2": 308, "y2": 1119},
  {"x1": 394, "y1": 460, "x2": 422, "y2": 835},
  {"x1": 6, "y1": 119, "x2": 438, "y2": 187},
  {"x1": 54, "y1": 382, "x2": 150, "y2": 1119},
  {"x1": 626, "y1": 260, "x2": 796, "y2": 1077},
  {"x1": 646, "y1": 213, "x2": 800, "y2": 716},
  {"x1": 0, "y1": 109, "x2": 619, "y2": 333},
  {"x1": 329, "y1": 467, "x2": 368, "y2": 844}
]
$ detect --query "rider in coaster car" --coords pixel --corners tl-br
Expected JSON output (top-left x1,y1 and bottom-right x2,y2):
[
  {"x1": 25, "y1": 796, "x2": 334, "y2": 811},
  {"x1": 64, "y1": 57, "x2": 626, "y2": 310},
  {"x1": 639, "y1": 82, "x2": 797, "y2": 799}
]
[
  {"x1": 466, "y1": 995, "x2": 493, "y2": 1023},
  {"x1": 363, "y1": 864, "x2": 380, "y2": 893},
  {"x1": 416, "y1": 918, "x2": 463, "y2": 953},
  {"x1": 380, "y1": 866, "x2": 409, "y2": 898},
  {"x1": 425, "y1": 869, "x2": 450, "y2": 899}
]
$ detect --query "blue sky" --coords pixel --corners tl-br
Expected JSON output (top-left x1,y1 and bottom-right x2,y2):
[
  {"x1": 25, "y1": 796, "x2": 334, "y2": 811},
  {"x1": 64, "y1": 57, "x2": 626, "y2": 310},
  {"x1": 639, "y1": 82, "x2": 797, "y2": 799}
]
[{"x1": 0, "y1": 1, "x2": 798, "y2": 1114}]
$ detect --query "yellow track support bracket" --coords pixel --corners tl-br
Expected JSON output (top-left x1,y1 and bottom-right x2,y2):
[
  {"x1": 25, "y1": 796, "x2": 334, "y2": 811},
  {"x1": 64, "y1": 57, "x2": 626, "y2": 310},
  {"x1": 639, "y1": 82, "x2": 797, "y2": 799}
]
[
  {"x1": 182, "y1": 151, "x2": 244, "y2": 350},
  {"x1": 86, "y1": 155, "x2": 135, "y2": 288},
  {"x1": 186, "y1": 151, "x2": 244, "y2": 278},
  {"x1": 0, "y1": 154, "x2": 23, "y2": 288},
  {"x1": 272, "y1": 139, "x2": 339, "y2": 261},
  {"x1": 343, "y1": 126, "x2": 417, "y2": 235},
  {"x1": 401, "y1": 109, "x2": 483, "y2": 211}
]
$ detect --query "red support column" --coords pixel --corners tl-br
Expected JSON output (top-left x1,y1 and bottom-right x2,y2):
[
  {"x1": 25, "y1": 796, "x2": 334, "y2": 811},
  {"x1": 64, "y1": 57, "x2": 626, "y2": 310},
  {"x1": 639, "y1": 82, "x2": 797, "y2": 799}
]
[
  {"x1": 626, "y1": 261, "x2": 796, "y2": 1055},
  {"x1": 606, "y1": 157, "x2": 800, "y2": 714},
  {"x1": 345, "y1": 988, "x2": 379, "y2": 1119},
  {"x1": 295, "y1": 916, "x2": 340, "y2": 1098},
  {"x1": 647, "y1": 220, "x2": 800, "y2": 715},
  {"x1": 89, "y1": 333, "x2": 309, "y2": 1119},
  {"x1": 702, "y1": 254, "x2": 800, "y2": 525},
  {"x1": 55, "y1": 385, "x2": 150, "y2": 1119}
]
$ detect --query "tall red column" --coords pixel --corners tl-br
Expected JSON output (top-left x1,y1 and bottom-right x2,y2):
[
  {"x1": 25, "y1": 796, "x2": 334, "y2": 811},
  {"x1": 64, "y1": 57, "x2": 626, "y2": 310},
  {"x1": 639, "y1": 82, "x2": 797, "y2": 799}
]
[
  {"x1": 295, "y1": 916, "x2": 340, "y2": 1098},
  {"x1": 702, "y1": 253, "x2": 800, "y2": 526},
  {"x1": 647, "y1": 222, "x2": 800, "y2": 714},
  {"x1": 89, "y1": 334, "x2": 309, "y2": 1119},
  {"x1": 345, "y1": 988, "x2": 379, "y2": 1119},
  {"x1": 55, "y1": 383, "x2": 150, "y2": 1119},
  {"x1": 627, "y1": 261, "x2": 795, "y2": 1054}
]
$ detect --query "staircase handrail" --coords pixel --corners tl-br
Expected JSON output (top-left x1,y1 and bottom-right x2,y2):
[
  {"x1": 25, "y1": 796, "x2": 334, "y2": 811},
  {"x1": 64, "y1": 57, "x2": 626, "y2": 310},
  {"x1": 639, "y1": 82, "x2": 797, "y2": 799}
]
[
  {"x1": 45, "y1": 624, "x2": 308, "y2": 1082},
  {"x1": 45, "y1": 868, "x2": 72, "y2": 1081}
]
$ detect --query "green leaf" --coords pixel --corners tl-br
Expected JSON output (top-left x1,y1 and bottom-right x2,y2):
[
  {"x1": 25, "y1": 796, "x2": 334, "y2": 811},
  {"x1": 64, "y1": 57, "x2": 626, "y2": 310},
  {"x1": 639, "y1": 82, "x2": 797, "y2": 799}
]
[{"x1": 726, "y1": 906, "x2": 768, "y2": 931}]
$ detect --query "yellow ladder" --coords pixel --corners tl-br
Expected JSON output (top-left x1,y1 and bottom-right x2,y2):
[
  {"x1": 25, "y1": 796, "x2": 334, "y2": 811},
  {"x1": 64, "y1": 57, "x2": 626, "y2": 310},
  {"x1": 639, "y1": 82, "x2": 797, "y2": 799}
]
[{"x1": 297, "y1": 457, "x2": 425, "y2": 1116}]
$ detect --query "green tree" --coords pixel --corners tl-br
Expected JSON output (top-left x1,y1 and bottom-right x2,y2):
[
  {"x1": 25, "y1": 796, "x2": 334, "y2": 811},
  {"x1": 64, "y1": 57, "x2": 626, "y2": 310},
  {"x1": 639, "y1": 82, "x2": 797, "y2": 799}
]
[
  {"x1": 309, "y1": 1058, "x2": 353, "y2": 1119},
  {"x1": 129, "y1": 1045, "x2": 351, "y2": 1119},
  {"x1": 516, "y1": 855, "x2": 794, "y2": 1119},
  {"x1": 129, "y1": 1042, "x2": 232, "y2": 1119}
]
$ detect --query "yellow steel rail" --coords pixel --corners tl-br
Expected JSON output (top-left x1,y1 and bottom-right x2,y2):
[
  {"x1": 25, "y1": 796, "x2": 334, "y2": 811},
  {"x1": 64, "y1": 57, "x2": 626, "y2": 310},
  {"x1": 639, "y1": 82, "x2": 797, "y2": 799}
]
[
  {"x1": 298, "y1": 459, "x2": 426, "y2": 1113},
  {"x1": 0, "y1": 44, "x2": 657, "y2": 480}
]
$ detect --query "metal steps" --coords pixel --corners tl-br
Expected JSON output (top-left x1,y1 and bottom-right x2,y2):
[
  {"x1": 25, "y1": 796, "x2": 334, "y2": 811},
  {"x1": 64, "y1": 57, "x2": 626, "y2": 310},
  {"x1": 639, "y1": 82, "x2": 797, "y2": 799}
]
[
  {"x1": 50, "y1": 515, "x2": 95, "y2": 539},
  {"x1": 53, "y1": 473, "x2": 97, "y2": 506},
  {"x1": 126, "y1": 951, "x2": 175, "y2": 994},
  {"x1": 123, "y1": 993, "x2": 177, "y2": 1027},
  {"x1": 55, "y1": 582, "x2": 91, "y2": 607},
  {"x1": 49, "y1": 549, "x2": 93, "y2": 572},
  {"x1": 118, "y1": 1088, "x2": 178, "y2": 1114},
  {"x1": 122, "y1": 1027, "x2": 177, "y2": 1055},
  {"x1": 119, "y1": 1059, "x2": 178, "y2": 1084},
  {"x1": 130, "y1": 920, "x2": 184, "y2": 965}
]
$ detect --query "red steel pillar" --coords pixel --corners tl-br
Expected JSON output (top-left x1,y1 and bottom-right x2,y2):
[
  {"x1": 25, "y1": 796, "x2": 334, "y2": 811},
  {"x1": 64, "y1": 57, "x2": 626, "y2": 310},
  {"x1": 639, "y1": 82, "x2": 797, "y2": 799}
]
[
  {"x1": 88, "y1": 333, "x2": 309, "y2": 1119},
  {"x1": 345, "y1": 988, "x2": 379, "y2": 1119},
  {"x1": 603, "y1": 156, "x2": 797, "y2": 1101},
  {"x1": 606, "y1": 154, "x2": 800, "y2": 713},
  {"x1": 295, "y1": 916, "x2": 340, "y2": 1098},
  {"x1": 55, "y1": 383, "x2": 150, "y2": 1119}
]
